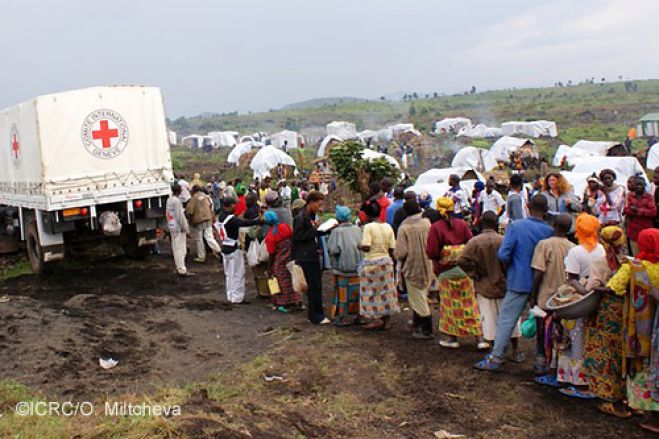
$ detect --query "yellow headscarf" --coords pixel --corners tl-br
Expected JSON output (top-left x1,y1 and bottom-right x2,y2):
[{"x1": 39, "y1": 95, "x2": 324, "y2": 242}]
[
  {"x1": 600, "y1": 226, "x2": 625, "y2": 271},
  {"x1": 436, "y1": 197, "x2": 454, "y2": 217},
  {"x1": 575, "y1": 213, "x2": 600, "y2": 252}
]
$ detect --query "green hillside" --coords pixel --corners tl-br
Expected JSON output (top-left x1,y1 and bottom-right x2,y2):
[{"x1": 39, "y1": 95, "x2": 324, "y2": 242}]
[
  {"x1": 281, "y1": 96, "x2": 368, "y2": 110},
  {"x1": 169, "y1": 80, "x2": 659, "y2": 144}
]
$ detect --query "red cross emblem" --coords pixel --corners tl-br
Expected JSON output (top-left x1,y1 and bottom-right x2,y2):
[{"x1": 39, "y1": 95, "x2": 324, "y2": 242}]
[
  {"x1": 92, "y1": 120, "x2": 119, "y2": 149},
  {"x1": 11, "y1": 133, "x2": 19, "y2": 159}
]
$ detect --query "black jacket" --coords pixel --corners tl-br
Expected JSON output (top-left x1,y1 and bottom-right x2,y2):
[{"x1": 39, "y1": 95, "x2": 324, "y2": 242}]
[{"x1": 292, "y1": 210, "x2": 319, "y2": 262}]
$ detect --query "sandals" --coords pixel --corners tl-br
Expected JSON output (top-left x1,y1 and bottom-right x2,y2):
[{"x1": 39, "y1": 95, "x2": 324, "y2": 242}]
[
  {"x1": 597, "y1": 402, "x2": 632, "y2": 419},
  {"x1": 273, "y1": 306, "x2": 289, "y2": 313},
  {"x1": 508, "y1": 351, "x2": 526, "y2": 364},
  {"x1": 473, "y1": 356, "x2": 503, "y2": 372},
  {"x1": 439, "y1": 340, "x2": 460, "y2": 349},
  {"x1": 534, "y1": 374, "x2": 563, "y2": 389},
  {"x1": 558, "y1": 386, "x2": 596, "y2": 400}
]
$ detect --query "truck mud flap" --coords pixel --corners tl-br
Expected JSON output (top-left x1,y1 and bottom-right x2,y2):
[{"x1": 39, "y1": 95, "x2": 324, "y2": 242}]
[{"x1": 43, "y1": 244, "x2": 65, "y2": 262}]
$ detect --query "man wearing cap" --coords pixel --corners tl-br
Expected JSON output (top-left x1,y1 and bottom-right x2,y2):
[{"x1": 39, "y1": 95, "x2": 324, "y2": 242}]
[
  {"x1": 216, "y1": 197, "x2": 263, "y2": 304},
  {"x1": 443, "y1": 174, "x2": 471, "y2": 218}
]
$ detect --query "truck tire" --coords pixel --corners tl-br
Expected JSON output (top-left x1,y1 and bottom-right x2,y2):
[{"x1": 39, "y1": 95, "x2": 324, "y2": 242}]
[
  {"x1": 120, "y1": 225, "x2": 153, "y2": 259},
  {"x1": 26, "y1": 221, "x2": 46, "y2": 274}
]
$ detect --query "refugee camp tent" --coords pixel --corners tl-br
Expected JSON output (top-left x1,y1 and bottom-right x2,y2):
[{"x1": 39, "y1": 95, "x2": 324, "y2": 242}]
[
  {"x1": 250, "y1": 146, "x2": 297, "y2": 179},
  {"x1": 552, "y1": 145, "x2": 599, "y2": 167},
  {"x1": 434, "y1": 118, "x2": 472, "y2": 135},
  {"x1": 239, "y1": 135, "x2": 255, "y2": 144},
  {"x1": 168, "y1": 130, "x2": 177, "y2": 145},
  {"x1": 181, "y1": 135, "x2": 206, "y2": 149},
  {"x1": 228, "y1": 141, "x2": 264, "y2": 165},
  {"x1": 317, "y1": 135, "x2": 343, "y2": 157},
  {"x1": 457, "y1": 124, "x2": 502, "y2": 138},
  {"x1": 646, "y1": 143, "x2": 659, "y2": 169},
  {"x1": 569, "y1": 157, "x2": 649, "y2": 197},
  {"x1": 451, "y1": 147, "x2": 498, "y2": 171},
  {"x1": 572, "y1": 140, "x2": 626, "y2": 157},
  {"x1": 389, "y1": 123, "x2": 417, "y2": 137},
  {"x1": 327, "y1": 121, "x2": 357, "y2": 140},
  {"x1": 267, "y1": 130, "x2": 299, "y2": 151},
  {"x1": 360, "y1": 149, "x2": 401, "y2": 169},
  {"x1": 489, "y1": 136, "x2": 536, "y2": 162},
  {"x1": 501, "y1": 121, "x2": 558, "y2": 138},
  {"x1": 405, "y1": 180, "x2": 479, "y2": 203},
  {"x1": 357, "y1": 130, "x2": 378, "y2": 143},
  {"x1": 415, "y1": 167, "x2": 485, "y2": 186},
  {"x1": 637, "y1": 113, "x2": 659, "y2": 138},
  {"x1": 375, "y1": 127, "x2": 394, "y2": 143},
  {"x1": 207, "y1": 131, "x2": 238, "y2": 148}
]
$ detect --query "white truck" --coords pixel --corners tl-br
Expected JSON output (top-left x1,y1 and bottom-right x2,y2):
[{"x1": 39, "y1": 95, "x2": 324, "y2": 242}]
[{"x1": 0, "y1": 85, "x2": 174, "y2": 273}]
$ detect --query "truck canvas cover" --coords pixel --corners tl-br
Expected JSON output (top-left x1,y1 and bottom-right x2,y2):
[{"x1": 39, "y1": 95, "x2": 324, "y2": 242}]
[{"x1": 0, "y1": 86, "x2": 173, "y2": 211}]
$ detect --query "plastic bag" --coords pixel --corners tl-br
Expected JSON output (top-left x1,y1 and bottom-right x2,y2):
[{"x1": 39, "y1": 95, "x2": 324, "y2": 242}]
[
  {"x1": 287, "y1": 261, "x2": 308, "y2": 294},
  {"x1": 268, "y1": 277, "x2": 281, "y2": 295},
  {"x1": 258, "y1": 240, "x2": 270, "y2": 263},
  {"x1": 246, "y1": 240, "x2": 260, "y2": 267}
]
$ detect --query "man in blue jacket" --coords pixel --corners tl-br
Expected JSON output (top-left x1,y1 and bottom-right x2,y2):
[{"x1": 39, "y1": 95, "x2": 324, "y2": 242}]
[{"x1": 474, "y1": 194, "x2": 553, "y2": 371}]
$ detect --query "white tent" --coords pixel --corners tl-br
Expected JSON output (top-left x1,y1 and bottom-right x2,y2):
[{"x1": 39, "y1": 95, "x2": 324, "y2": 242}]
[
  {"x1": 317, "y1": 135, "x2": 343, "y2": 157},
  {"x1": 501, "y1": 120, "x2": 558, "y2": 138},
  {"x1": 489, "y1": 136, "x2": 535, "y2": 161},
  {"x1": 405, "y1": 180, "x2": 479, "y2": 203},
  {"x1": 389, "y1": 123, "x2": 416, "y2": 137},
  {"x1": 168, "y1": 130, "x2": 177, "y2": 145},
  {"x1": 327, "y1": 121, "x2": 357, "y2": 140},
  {"x1": 207, "y1": 131, "x2": 238, "y2": 148},
  {"x1": 415, "y1": 167, "x2": 485, "y2": 186},
  {"x1": 360, "y1": 149, "x2": 400, "y2": 169},
  {"x1": 451, "y1": 147, "x2": 498, "y2": 171},
  {"x1": 570, "y1": 157, "x2": 649, "y2": 196},
  {"x1": 572, "y1": 140, "x2": 622, "y2": 156},
  {"x1": 647, "y1": 143, "x2": 659, "y2": 169},
  {"x1": 250, "y1": 146, "x2": 297, "y2": 179},
  {"x1": 181, "y1": 134, "x2": 206, "y2": 149},
  {"x1": 357, "y1": 130, "x2": 378, "y2": 142},
  {"x1": 375, "y1": 127, "x2": 394, "y2": 143},
  {"x1": 552, "y1": 145, "x2": 599, "y2": 167},
  {"x1": 267, "y1": 130, "x2": 299, "y2": 151},
  {"x1": 228, "y1": 141, "x2": 264, "y2": 165},
  {"x1": 457, "y1": 124, "x2": 502, "y2": 138},
  {"x1": 434, "y1": 118, "x2": 472, "y2": 134}
]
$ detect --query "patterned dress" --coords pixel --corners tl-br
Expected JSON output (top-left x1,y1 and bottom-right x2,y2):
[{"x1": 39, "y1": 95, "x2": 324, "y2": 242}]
[
  {"x1": 359, "y1": 222, "x2": 399, "y2": 318},
  {"x1": 608, "y1": 259, "x2": 659, "y2": 410},
  {"x1": 266, "y1": 224, "x2": 302, "y2": 307}
]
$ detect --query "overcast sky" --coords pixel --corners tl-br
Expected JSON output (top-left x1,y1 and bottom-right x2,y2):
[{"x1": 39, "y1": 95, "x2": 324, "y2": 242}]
[{"x1": 2, "y1": 0, "x2": 658, "y2": 118}]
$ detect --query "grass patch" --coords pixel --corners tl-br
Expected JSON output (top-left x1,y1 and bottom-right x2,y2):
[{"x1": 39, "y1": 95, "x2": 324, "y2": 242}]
[{"x1": 1, "y1": 260, "x2": 32, "y2": 280}]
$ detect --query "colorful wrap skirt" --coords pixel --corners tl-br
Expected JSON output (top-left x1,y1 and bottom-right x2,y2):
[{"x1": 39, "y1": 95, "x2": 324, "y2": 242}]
[
  {"x1": 329, "y1": 273, "x2": 360, "y2": 321},
  {"x1": 437, "y1": 266, "x2": 482, "y2": 337},
  {"x1": 358, "y1": 258, "x2": 400, "y2": 318}
]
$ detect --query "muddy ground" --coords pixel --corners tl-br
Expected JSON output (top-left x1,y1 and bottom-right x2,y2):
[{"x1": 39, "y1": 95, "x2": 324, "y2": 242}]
[{"x1": 0, "y1": 244, "x2": 653, "y2": 438}]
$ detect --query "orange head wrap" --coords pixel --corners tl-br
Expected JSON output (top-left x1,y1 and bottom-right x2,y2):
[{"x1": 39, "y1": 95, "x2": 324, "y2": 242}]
[{"x1": 575, "y1": 213, "x2": 600, "y2": 252}]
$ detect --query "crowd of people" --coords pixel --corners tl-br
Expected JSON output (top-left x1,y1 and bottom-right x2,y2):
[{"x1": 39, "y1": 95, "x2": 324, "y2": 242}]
[{"x1": 165, "y1": 166, "x2": 659, "y2": 433}]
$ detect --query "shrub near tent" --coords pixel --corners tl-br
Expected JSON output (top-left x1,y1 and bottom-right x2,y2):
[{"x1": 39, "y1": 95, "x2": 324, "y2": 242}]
[{"x1": 329, "y1": 141, "x2": 400, "y2": 200}]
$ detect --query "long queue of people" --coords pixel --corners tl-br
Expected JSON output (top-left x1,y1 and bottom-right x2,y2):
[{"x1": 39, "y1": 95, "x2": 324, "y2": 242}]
[{"x1": 165, "y1": 167, "x2": 659, "y2": 433}]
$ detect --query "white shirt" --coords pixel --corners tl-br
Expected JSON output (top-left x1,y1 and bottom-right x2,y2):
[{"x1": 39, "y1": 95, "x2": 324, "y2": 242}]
[
  {"x1": 565, "y1": 244, "x2": 605, "y2": 279},
  {"x1": 280, "y1": 186, "x2": 292, "y2": 200},
  {"x1": 482, "y1": 190, "x2": 505, "y2": 214},
  {"x1": 444, "y1": 187, "x2": 470, "y2": 214}
]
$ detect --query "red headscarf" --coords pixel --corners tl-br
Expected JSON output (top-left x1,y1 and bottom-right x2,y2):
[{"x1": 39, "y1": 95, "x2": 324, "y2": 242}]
[{"x1": 636, "y1": 229, "x2": 659, "y2": 263}]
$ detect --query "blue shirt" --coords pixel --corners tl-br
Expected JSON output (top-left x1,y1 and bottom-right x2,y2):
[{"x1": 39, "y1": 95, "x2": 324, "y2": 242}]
[
  {"x1": 498, "y1": 217, "x2": 553, "y2": 293},
  {"x1": 386, "y1": 199, "x2": 404, "y2": 227}
]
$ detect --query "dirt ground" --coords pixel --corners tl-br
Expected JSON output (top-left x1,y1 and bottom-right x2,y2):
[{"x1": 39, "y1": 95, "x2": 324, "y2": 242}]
[{"x1": 0, "y1": 244, "x2": 654, "y2": 438}]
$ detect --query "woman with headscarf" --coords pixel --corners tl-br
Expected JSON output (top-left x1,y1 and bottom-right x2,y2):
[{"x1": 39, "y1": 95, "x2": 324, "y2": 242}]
[
  {"x1": 595, "y1": 169, "x2": 626, "y2": 226},
  {"x1": 582, "y1": 174, "x2": 605, "y2": 215},
  {"x1": 583, "y1": 226, "x2": 630, "y2": 418},
  {"x1": 558, "y1": 214, "x2": 605, "y2": 397},
  {"x1": 426, "y1": 197, "x2": 477, "y2": 349},
  {"x1": 264, "y1": 210, "x2": 302, "y2": 312},
  {"x1": 358, "y1": 200, "x2": 399, "y2": 330},
  {"x1": 605, "y1": 228, "x2": 659, "y2": 433},
  {"x1": 235, "y1": 183, "x2": 247, "y2": 216},
  {"x1": 327, "y1": 206, "x2": 363, "y2": 326}
]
